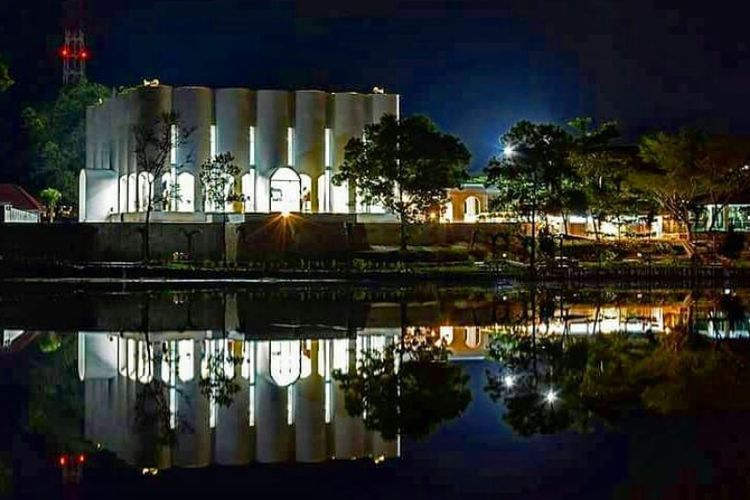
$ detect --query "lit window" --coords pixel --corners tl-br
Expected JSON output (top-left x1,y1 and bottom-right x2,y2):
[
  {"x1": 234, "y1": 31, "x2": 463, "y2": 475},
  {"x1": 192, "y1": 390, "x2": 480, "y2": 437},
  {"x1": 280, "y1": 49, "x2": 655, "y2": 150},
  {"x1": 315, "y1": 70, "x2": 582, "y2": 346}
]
[
  {"x1": 249, "y1": 126, "x2": 256, "y2": 166},
  {"x1": 287, "y1": 385, "x2": 294, "y2": 426},
  {"x1": 170, "y1": 125, "x2": 177, "y2": 165},
  {"x1": 287, "y1": 127, "x2": 294, "y2": 166},
  {"x1": 210, "y1": 125, "x2": 217, "y2": 158},
  {"x1": 324, "y1": 128, "x2": 332, "y2": 167},
  {"x1": 242, "y1": 170, "x2": 255, "y2": 212}
]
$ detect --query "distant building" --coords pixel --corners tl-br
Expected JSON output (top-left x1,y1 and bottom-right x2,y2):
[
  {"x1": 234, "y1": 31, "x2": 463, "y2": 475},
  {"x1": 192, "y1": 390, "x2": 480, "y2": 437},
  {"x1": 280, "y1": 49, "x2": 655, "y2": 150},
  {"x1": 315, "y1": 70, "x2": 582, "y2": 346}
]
[
  {"x1": 80, "y1": 83, "x2": 400, "y2": 222},
  {"x1": 0, "y1": 184, "x2": 41, "y2": 223},
  {"x1": 443, "y1": 180, "x2": 498, "y2": 223}
]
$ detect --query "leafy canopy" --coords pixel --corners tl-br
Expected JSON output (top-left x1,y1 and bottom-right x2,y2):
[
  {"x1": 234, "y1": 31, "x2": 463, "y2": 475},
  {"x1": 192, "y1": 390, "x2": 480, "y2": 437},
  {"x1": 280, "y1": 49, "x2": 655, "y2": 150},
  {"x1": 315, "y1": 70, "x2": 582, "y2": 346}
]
[
  {"x1": 334, "y1": 114, "x2": 470, "y2": 224},
  {"x1": 23, "y1": 81, "x2": 110, "y2": 202},
  {"x1": 486, "y1": 120, "x2": 574, "y2": 219},
  {"x1": 200, "y1": 152, "x2": 241, "y2": 213},
  {"x1": 334, "y1": 329, "x2": 471, "y2": 440},
  {"x1": 636, "y1": 130, "x2": 750, "y2": 244}
]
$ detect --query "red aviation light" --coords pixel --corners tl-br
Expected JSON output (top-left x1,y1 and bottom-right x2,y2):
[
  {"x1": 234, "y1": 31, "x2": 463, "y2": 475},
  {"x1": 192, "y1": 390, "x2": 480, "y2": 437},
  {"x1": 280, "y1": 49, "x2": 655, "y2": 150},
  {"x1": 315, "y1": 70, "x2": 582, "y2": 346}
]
[
  {"x1": 60, "y1": 47, "x2": 70, "y2": 58},
  {"x1": 58, "y1": 455, "x2": 67, "y2": 467},
  {"x1": 78, "y1": 454, "x2": 86, "y2": 463},
  {"x1": 80, "y1": 50, "x2": 89, "y2": 60}
]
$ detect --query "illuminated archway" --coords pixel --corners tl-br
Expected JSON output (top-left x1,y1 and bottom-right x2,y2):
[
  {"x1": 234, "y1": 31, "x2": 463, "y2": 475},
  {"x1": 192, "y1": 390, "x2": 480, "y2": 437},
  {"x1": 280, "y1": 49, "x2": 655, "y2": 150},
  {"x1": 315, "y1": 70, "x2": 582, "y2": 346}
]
[
  {"x1": 465, "y1": 327, "x2": 481, "y2": 349},
  {"x1": 439, "y1": 326, "x2": 454, "y2": 346},
  {"x1": 127, "y1": 173, "x2": 137, "y2": 212},
  {"x1": 317, "y1": 173, "x2": 329, "y2": 212},
  {"x1": 241, "y1": 171, "x2": 255, "y2": 212},
  {"x1": 300, "y1": 173, "x2": 312, "y2": 213},
  {"x1": 204, "y1": 174, "x2": 235, "y2": 213},
  {"x1": 442, "y1": 201, "x2": 454, "y2": 223},
  {"x1": 464, "y1": 196, "x2": 480, "y2": 223},
  {"x1": 176, "y1": 172, "x2": 195, "y2": 212},
  {"x1": 270, "y1": 340, "x2": 301, "y2": 386},
  {"x1": 270, "y1": 167, "x2": 300, "y2": 213},
  {"x1": 160, "y1": 172, "x2": 174, "y2": 211},
  {"x1": 119, "y1": 176, "x2": 128, "y2": 213},
  {"x1": 137, "y1": 172, "x2": 154, "y2": 212},
  {"x1": 332, "y1": 180, "x2": 349, "y2": 213}
]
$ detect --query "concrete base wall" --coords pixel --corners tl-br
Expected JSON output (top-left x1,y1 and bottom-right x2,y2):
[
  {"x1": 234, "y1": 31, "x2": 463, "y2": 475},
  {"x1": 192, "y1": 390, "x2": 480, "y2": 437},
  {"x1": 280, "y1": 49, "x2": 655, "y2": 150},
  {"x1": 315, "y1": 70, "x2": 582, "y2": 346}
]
[{"x1": 0, "y1": 218, "x2": 518, "y2": 263}]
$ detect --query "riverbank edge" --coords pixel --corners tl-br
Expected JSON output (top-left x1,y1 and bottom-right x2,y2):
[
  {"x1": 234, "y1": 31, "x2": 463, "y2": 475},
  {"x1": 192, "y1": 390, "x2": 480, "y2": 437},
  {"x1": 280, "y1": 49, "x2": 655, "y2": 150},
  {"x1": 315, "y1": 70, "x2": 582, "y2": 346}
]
[{"x1": 0, "y1": 261, "x2": 745, "y2": 286}]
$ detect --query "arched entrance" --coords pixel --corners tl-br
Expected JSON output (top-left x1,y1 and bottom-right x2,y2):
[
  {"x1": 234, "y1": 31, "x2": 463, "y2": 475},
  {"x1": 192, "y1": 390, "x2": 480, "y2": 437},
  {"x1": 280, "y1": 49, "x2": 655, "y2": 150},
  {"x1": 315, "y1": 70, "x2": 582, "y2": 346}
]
[
  {"x1": 270, "y1": 167, "x2": 301, "y2": 213},
  {"x1": 464, "y1": 196, "x2": 480, "y2": 223}
]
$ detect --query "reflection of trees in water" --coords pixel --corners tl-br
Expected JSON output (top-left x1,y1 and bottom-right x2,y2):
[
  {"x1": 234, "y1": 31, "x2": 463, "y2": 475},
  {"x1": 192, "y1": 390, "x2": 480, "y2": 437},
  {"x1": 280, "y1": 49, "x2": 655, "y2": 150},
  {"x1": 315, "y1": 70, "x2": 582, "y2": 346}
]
[
  {"x1": 334, "y1": 328, "x2": 471, "y2": 440},
  {"x1": 133, "y1": 334, "x2": 244, "y2": 446},
  {"x1": 133, "y1": 338, "x2": 191, "y2": 446},
  {"x1": 27, "y1": 333, "x2": 84, "y2": 449},
  {"x1": 486, "y1": 289, "x2": 750, "y2": 437},
  {"x1": 198, "y1": 341, "x2": 242, "y2": 407}
]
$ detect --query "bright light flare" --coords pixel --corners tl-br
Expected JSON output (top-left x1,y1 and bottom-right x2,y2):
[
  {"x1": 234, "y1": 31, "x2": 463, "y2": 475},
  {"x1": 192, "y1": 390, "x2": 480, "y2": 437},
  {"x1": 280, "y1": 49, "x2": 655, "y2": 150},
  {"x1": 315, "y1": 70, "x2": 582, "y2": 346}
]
[
  {"x1": 544, "y1": 388, "x2": 558, "y2": 405},
  {"x1": 503, "y1": 145, "x2": 515, "y2": 157},
  {"x1": 281, "y1": 210, "x2": 291, "y2": 218},
  {"x1": 502, "y1": 374, "x2": 516, "y2": 389}
]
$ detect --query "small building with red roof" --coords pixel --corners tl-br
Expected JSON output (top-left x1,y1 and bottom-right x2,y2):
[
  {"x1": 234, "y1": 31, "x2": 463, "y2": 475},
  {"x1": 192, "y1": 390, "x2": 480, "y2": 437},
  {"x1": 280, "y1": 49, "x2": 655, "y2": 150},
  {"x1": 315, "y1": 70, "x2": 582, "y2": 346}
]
[{"x1": 0, "y1": 184, "x2": 42, "y2": 223}]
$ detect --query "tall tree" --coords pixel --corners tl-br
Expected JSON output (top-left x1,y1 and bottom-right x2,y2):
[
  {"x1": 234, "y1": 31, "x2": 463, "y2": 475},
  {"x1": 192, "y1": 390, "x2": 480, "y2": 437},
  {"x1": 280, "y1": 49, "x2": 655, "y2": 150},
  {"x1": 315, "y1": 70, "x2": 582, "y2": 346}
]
[
  {"x1": 22, "y1": 81, "x2": 109, "y2": 202},
  {"x1": 333, "y1": 114, "x2": 470, "y2": 251},
  {"x1": 133, "y1": 112, "x2": 193, "y2": 262},
  {"x1": 567, "y1": 118, "x2": 655, "y2": 239},
  {"x1": 200, "y1": 152, "x2": 241, "y2": 265},
  {"x1": 333, "y1": 327, "x2": 471, "y2": 440},
  {"x1": 486, "y1": 121, "x2": 573, "y2": 270}
]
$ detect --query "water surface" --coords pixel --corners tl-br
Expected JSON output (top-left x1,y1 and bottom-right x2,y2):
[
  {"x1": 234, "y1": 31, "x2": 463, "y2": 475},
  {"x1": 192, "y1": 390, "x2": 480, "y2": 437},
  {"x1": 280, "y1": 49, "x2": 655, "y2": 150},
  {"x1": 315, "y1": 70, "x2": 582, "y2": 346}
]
[{"x1": 2, "y1": 284, "x2": 749, "y2": 498}]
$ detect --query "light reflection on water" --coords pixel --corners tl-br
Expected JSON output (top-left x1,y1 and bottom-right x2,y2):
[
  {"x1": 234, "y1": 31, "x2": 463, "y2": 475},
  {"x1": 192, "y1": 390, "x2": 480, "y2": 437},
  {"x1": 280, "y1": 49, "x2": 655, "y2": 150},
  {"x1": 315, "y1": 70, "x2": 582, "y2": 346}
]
[{"x1": 2, "y1": 285, "x2": 750, "y2": 496}]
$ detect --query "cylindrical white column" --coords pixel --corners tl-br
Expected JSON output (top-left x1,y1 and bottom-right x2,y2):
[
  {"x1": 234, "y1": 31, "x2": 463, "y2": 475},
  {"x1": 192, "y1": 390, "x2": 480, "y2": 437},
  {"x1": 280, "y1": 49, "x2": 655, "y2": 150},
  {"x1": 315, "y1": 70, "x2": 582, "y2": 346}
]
[
  {"x1": 173, "y1": 86, "x2": 212, "y2": 212},
  {"x1": 256, "y1": 90, "x2": 292, "y2": 212},
  {"x1": 333, "y1": 93, "x2": 367, "y2": 213},
  {"x1": 294, "y1": 91, "x2": 327, "y2": 213}
]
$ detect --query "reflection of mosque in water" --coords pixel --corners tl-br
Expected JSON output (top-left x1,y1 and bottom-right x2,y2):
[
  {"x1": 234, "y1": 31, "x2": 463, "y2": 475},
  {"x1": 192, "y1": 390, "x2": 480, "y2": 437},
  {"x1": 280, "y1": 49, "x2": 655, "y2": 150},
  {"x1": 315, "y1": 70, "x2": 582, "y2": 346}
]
[{"x1": 78, "y1": 333, "x2": 399, "y2": 469}]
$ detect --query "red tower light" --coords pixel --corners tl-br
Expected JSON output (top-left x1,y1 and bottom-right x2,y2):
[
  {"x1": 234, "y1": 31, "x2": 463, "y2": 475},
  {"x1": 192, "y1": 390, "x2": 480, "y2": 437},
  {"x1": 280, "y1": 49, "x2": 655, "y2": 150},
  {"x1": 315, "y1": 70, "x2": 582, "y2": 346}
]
[
  {"x1": 60, "y1": 47, "x2": 70, "y2": 58},
  {"x1": 78, "y1": 454, "x2": 86, "y2": 463},
  {"x1": 80, "y1": 50, "x2": 88, "y2": 60},
  {"x1": 59, "y1": 455, "x2": 67, "y2": 467}
]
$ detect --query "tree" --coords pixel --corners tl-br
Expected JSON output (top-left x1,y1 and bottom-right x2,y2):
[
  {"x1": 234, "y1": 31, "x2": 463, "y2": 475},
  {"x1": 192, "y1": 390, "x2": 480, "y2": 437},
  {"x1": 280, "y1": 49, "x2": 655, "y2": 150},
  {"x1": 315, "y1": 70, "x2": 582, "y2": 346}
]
[
  {"x1": 636, "y1": 130, "x2": 750, "y2": 255},
  {"x1": 568, "y1": 118, "x2": 637, "y2": 239},
  {"x1": 38, "y1": 187, "x2": 62, "y2": 222},
  {"x1": 333, "y1": 327, "x2": 471, "y2": 440},
  {"x1": 200, "y1": 152, "x2": 241, "y2": 265},
  {"x1": 0, "y1": 59, "x2": 12, "y2": 92},
  {"x1": 486, "y1": 121, "x2": 573, "y2": 271},
  {"x1": 333, "y1": 114, "x2": 470, "y2": 251},
  {"x1": 133, "y1": 112, "x2": 193, "y2": 262},
  {"x1": 22, "y1": 81, "x2": 110, "y2": 202},
  {"x1": 693, "y1": 135, "x2": 750, "y2": 237}
]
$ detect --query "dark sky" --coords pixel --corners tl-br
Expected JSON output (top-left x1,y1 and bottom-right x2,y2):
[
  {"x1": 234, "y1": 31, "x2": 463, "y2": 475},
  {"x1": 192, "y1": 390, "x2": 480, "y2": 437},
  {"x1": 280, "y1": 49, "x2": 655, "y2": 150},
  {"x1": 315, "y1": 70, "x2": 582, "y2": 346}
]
[{"x1": 2, "y1": 0, "x2": 750, "y2": 173}]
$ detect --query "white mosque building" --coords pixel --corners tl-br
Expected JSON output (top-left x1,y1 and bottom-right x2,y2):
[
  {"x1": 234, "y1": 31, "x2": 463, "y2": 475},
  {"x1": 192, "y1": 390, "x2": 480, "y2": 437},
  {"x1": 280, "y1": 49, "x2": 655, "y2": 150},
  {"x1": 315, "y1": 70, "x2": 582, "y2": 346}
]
[{"x1": 79, "y1": 82, "x2": 399, "y2": 222}]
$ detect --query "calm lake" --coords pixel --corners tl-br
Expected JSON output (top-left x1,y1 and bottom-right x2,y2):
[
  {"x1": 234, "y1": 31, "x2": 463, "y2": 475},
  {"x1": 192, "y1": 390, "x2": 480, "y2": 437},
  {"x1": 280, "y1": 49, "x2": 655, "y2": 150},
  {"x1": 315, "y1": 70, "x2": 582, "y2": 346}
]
[{"x1": 2, "y1": 283, "x2": 750, "y2": 498}]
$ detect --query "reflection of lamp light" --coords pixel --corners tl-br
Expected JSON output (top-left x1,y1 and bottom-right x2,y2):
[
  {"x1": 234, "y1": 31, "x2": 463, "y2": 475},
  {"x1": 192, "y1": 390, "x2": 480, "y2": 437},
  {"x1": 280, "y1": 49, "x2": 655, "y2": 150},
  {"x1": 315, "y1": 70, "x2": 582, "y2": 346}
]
[
  {"x1": 544, "y1": 388, "x2": 558, "y2": 405},
  {"x1": 281, "y1": 210, "x2": 291, "y2": 218}
]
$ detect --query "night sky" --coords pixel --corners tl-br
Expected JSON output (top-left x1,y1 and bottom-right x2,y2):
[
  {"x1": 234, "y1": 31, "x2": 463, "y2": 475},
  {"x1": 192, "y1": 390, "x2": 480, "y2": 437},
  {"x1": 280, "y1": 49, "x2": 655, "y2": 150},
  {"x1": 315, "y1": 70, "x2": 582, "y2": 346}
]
[{"x1": 2, "y1": 0, "x2": 750, "y2": 173}]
